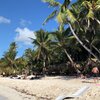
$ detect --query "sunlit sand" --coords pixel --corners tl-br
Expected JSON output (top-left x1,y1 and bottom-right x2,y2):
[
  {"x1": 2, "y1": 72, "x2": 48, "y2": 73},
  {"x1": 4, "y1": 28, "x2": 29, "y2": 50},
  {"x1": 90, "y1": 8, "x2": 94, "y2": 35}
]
[{"x1": 0, "y1": 76, "x2": 100, "y2": 100}]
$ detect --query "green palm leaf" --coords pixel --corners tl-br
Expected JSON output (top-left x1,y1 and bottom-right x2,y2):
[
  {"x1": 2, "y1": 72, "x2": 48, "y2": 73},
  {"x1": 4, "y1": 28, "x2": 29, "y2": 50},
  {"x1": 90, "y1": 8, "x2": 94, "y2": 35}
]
[
  {"x1": 66, "y1": 9, "x2": 76, "y2": 23},
  {"x1": 56, "y1": 12, "x2": 64, "y2": 24},
  {"x1": 95, "y1": 0, "x2": 100, "y2": 10},
  {"x1": 43, "y1": 10, "x2": 58, "y2": 25},
  {"x1": 42, "y1": 0, "x2": 61, "y2": 7},
  {"x1": 82, "y1": 1, "x2": 94, "y2": 19}
]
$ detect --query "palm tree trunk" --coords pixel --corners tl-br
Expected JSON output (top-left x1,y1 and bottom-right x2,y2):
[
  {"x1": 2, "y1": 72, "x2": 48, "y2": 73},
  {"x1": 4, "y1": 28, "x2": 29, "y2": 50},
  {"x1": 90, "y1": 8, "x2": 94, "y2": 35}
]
[
  {"x1": 95, "y1": 18, "x2": 100, "y2": 24},
  {"x1": 43, "y1": 55, "x2": 47, "y2": 76},
  {"x1": 92, "y1": 45, "x2": 100, "y2": 54},
  {"x1": 43, "y1": 61, "x2": 46, "y2": 68},
  {"x1": 89, "y1": 44, "x2": 92, "y2": 60},
  {"x1": 85, "y1": 38, "x2": 100, "y2": 54},
  {"x1": 69, "y1": 23, "x2": 100, "y2": 61},
  {"x1": 63, "y1": 48, "x2": 74, "y2": 64},
  {"x1": 63, "y1": 48, "x2": 78, "y2": 74}
]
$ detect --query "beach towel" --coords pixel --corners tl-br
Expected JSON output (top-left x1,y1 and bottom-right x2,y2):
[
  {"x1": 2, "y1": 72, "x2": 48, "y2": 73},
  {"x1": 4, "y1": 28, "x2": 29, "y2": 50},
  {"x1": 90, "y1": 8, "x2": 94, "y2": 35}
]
[{"x1": 55, "y1": 85, "x2": 90, "y2": 100}]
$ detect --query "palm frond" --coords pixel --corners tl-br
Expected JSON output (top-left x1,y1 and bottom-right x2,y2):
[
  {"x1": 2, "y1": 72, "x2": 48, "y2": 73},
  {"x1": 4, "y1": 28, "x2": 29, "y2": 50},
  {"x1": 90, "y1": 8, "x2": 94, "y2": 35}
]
[
  {"x1": 58, "y1": 24, "x2": 64, "y2": 32},
  {"x1": 95, "y1": 0, "x2": 100, "y2": 10},
  {"x1": 82, "y1": 1, "x2": 94, "y2": 19},
  {"x1": 61, "y1": 0, "x2": 70, "y2": 12},
  {"x1": 63, "y1": 0, "x2": 70, "y2": 7},
  {"x1": 43, "y1": 10, "x2": 58, "y2": 25},
  {"x1": 82, "y1": 1, "x2": 92, "y2": 9},
  {"x1": 42, "y1": 0, "x2": 61, "y2": 7},
  {"x1": 66, "y1": 9, "x2": 76, "y2": 23},
  {"x1": 87, "y1": 9, "x2": 94, "y2": 19},
  {"x1": 56, "y1": 12, "x2": 64, "y2": 24}
]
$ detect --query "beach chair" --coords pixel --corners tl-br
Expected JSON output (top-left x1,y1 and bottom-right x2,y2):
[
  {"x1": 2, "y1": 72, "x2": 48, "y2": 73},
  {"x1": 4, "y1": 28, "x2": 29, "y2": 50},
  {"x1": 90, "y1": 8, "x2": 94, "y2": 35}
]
[{"x1": 55, "y1": 85, "x2": 90, "y2": 100}]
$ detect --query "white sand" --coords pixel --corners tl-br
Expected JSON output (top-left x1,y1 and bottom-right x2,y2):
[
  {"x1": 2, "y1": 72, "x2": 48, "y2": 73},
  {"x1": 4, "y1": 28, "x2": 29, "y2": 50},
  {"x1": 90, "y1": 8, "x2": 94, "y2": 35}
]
[
  {"x1": 0, "y1": 85, "x2": 35, "y2": 100},
  {"x1": 0, "y1": 76, "x2": 100, "y2": 100}
]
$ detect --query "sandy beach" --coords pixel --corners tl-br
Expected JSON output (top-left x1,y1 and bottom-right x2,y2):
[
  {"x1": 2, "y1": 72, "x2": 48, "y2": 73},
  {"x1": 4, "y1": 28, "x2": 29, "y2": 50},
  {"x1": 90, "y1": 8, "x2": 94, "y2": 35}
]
[{"x1": 0, "y1": 76, "x2": 100, "y2": 100}]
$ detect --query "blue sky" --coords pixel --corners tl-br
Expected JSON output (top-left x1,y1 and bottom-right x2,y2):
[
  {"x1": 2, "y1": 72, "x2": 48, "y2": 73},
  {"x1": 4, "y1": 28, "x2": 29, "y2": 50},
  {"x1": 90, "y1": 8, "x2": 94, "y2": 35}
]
[
  {"x1": 0, "y1": 0, "x2": 75, "y2": 58},
  {"x1": 0, "y1": 0, "x2": 59, "y2": 58}
]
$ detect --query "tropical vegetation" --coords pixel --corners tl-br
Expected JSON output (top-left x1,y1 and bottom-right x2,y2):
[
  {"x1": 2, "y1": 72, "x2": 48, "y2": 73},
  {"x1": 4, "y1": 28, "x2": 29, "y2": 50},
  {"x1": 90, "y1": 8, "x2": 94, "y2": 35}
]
[{"x1": 0, "y1": 0, "x2": 100, "y2": 77}]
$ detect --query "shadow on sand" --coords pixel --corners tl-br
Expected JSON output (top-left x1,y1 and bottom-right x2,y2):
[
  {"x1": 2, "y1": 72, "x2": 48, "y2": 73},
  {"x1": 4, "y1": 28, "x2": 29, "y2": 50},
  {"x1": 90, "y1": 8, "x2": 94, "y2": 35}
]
[
  {"x1": 52, "y1": 76, "x2": 79, "y2": 80},
  {"x1": 82, "y1": 80, "x2": 94, "y2": 83}
]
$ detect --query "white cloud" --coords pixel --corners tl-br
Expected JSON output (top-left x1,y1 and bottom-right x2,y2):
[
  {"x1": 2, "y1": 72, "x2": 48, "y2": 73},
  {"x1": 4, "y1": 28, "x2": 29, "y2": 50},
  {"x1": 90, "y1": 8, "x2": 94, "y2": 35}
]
[
  {"x1": 20, "y1": 19, "x2": 32, "y2": 27},
  {"x1": 15, "y1": 27, "x2": 36, "y2": 45},
  {"x1": 0, "y1": 16, "x2": 11, "y2": 24}
]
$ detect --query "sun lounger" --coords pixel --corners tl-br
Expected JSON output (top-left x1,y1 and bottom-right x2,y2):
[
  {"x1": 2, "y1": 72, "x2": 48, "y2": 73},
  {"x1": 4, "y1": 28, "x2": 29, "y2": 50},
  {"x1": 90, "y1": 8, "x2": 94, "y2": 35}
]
[{"x1": 55, "y1": 85, "x2": 90, "y2": 100}]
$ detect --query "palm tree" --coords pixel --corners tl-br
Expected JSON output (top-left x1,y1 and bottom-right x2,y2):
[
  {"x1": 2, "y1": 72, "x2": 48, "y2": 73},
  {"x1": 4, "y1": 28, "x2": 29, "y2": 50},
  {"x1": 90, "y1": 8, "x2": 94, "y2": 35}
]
[
  {"x1": 16, "y1": 57, "x2": 27, "y2": 74},
  {"x1": 52, "y1": 29, "x2": 76, "y2": 65},
  {"x1": 42, "y1": 0, "x2": 100, "y2": 61},
  {"x1": 23, "y1": 48, "x2": 36, "y2": 74},
  {"x1": 31, "y1": 29, "x2": 52, "y2": 75},
  {"x1": 3, "y1": 42, "x2": 17, "y2": 69},
  {"x1": 0, "y1": 42, "x2": 18, "y2": 76},
  {"x1": 75, "y1": 0, "x2": 100, "y2": 59}
]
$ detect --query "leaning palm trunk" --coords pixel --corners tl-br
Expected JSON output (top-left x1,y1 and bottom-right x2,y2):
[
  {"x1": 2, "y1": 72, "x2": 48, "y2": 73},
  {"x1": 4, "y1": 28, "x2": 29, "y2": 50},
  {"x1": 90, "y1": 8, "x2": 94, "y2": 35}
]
[
  {"x1": 63, "y1": 48, "x2": 79, "y2": 74},
  {"x1": 89, "y1": 44, "x2": 92, "y2": 60},
  {"x1": 63, "y1": 48, "x2": 74, "y2": 64},
  {"x1": 85, "y1": 39, "x2": 100, "y2": 54},
  {"x1": 85, "y1": 38, "x2": 100, "y2": 54},
  {"x1": 69, "y1": 23, "x2": 100, "y2": 61},
  {"x1": 92, "y1": 45, "x2": 100, "y2": 54},
  {"x1": 95, "y1": 18, "x2": 100, "y2": 25},
  {"x1": 63, "y1": 48, "x2": 77, "y2": 70}
]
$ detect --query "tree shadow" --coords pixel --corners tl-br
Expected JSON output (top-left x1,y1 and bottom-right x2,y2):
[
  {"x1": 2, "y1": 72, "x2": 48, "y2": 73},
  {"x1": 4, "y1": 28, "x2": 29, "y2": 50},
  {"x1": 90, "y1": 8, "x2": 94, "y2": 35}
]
[
  {"x1": 82, "y1": 80, "x2": 94, "y2": 83},
  {"x1": 50, "y1": 75, "x2": 78, "y2": 80},
  {"x1": 64, "y1": 97, "x2": 74, "y2": 99}
]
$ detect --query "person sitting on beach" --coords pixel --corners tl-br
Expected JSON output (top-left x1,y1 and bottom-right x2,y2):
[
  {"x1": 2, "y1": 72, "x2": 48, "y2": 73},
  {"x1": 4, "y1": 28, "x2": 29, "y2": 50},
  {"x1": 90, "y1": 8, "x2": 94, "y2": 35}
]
[{"x1": 92, "y1": 66, "x2": 99, "y2": 83}]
